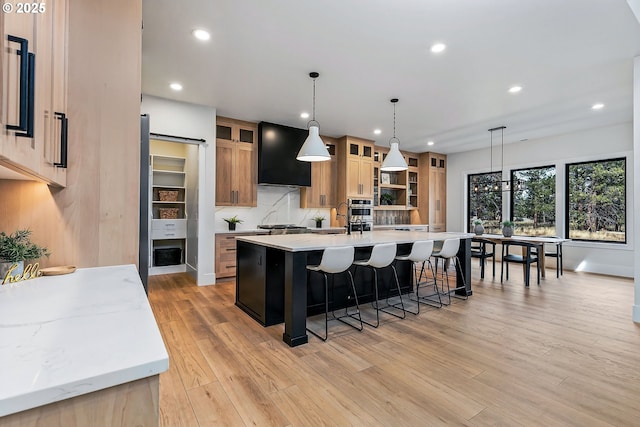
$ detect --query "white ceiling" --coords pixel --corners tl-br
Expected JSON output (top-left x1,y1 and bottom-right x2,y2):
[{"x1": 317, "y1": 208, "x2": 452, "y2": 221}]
[{"x1": 141, "y1": 0, "x2": 640, "y2": 154}]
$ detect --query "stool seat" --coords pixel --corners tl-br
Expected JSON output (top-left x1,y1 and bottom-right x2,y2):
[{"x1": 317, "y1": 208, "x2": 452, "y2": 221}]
[
  {"x1": 305, "y1": 246, "x2": 362, "y2": 341},
  {"x1": 432, "y1": 238, "x2": 468, "y2": 304},
  {"x1": 352, "y1": 242, "x2": 405, "y2": 328},
  {"x1": 395, "y1": 240, "x2": 441, "y2": 313}
]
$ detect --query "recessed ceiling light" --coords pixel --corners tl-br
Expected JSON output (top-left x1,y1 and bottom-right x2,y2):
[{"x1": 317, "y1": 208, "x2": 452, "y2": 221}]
[
  {"x1": 592, "y1": 103, "x2": 605, "y2": 110},
  {"x1": 427, "y1": 140, "x2": 435, "y2": 146},
  {"x1": 430, "y1": 43, "x2": 446, "y2": 53},
  {"x1": 192, "y1": 29, "x2": 210, "y2": 41},
  {"x1": 374, "y1": 129, "x2": 382, "y2": 135},
  {"x1": 300, "y1": 112, "x2": 309, "y2": 119},
  {"x1": 508, "y1": 85, "x2": 523, "y2": 93},
  {"x1": 169, "y1": 83, "x2": 183, "y2": 91}
]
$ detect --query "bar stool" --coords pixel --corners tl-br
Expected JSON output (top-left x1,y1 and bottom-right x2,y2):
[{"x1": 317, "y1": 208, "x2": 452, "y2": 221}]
[
  {"x1": 352, "y1": 242, "x2": 405, "y2": 328},
  {"x1": 394, "y1": 240, "x2": 441, "y2": 314},
  {"x1": 306, "y1": 246, "x2": 363, "y2": 341},
  {"x1": 432, "y1": 238, "x2": 468, "y2": 305}
]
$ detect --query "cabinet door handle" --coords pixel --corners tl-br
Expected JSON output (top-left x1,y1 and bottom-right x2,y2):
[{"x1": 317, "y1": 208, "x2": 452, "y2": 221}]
[
  {"x1": 54, "y1": 112, "x2": 68, "y2": 168},
  {"x1": 436, "y1": 200, "x2": 440, "y2": 211},
  {"x1": 6, "y1": 35, "x2": 34, "y2": 137}
]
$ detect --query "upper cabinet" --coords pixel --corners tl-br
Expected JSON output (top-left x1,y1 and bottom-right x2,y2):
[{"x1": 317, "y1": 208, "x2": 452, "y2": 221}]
[
  {"x1": 1, "y1": 1, "x2": 68, "y2": 187},
  {"x1": 340, "y1": 136, "x2": 374, "y2": 199},
  {"x1": 215, "y1": 116, "x2": 257, "y2": 207},
  {"x1": 300, "y1": 137, "x2": 337, "y2": 208},
  {"x1": 419, "y1": 152, "x2": 447, "y2": 232}
]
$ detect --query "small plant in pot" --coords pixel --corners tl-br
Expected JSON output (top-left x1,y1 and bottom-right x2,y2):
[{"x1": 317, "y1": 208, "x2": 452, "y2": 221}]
[
  {"x1": 380, "y1": 193, "x2": 394, "y2": 205},
  {"x1": 502, "y1": 220, "x2": 515, "y2": 238},
  {"x1": 223, "y1": 215, "x2": 243, "y2": 231},
  {"x1": 312, "y1": 215, "x2": 325, "y2": 229},
  {"x1": 473, "y1": 219, "x2": 484, "y2": 236},
  {"x1": 0, "y1": 229, "x2": 50, "y2": 281}
]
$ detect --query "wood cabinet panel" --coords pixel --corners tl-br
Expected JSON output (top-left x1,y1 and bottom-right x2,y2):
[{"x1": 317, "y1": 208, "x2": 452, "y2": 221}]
[
  {"x1": 300, "y1": 139, "x2": 337, "y2": 208},
  {"x1": 419, "y1": 152, "x2": 446, "y2": 231},
  {"x1": 1, "y1": 3, "x2": 67, "y2": 186},
  {"x1": 215, "y1": 233, "x2": 268, "y2": 279},
  {"x1": 215, "y1": 142, "x2": 234, "y2": 205},
  {"x1": 215, "y1": 117, "x2": 257, "y2": 207}
]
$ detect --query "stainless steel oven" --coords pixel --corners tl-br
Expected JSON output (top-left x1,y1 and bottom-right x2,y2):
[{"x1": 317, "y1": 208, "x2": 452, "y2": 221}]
[{"x1": 348, "y1": 199, "x2": 373, "y2": 231}]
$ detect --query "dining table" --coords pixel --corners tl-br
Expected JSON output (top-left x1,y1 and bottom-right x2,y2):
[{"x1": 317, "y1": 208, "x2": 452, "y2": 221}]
[{"x1": 477, "y1": 234, "x2": 569, "y2": 278}]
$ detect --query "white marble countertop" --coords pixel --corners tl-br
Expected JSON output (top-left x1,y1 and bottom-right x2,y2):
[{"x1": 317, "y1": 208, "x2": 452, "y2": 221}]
[
  {"x1": 374, "y1": 224, "x2": 429, "y2": 230},
  {"x1": 235, "y1": 230, "x2": 473, "y2": 252},
  {"x1": 0, "y1": 264, "x2": 169, "y2": 417},
  {"x1": 215, "y1": 227, "x2": 345, "y2": 234}
]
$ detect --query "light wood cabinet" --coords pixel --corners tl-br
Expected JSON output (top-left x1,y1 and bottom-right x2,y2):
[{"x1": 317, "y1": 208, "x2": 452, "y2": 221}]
[
  {"x1": 215, "y1": 232, "x2": 269, "y2": 279},
  {"x1": 340, "y1": 136, "x2": 374, "y2": 199},
  {"x1": 1, "y1": 11, "x2": 39, "y2": 174},
  {"x1": 419, "y1": 152, "x2": 447, "y2": 232},
  {"x1": 1, "y1": 1, "x2": 68, "y2": 187},
  {"x1": 215, "y1": 116, "x2": 257, "y2": 207},
  {"x1": 300, "y1": 138, "x2": 337, "y2": 208},
  {"x1": 37, "y1": 0, "x2": 68, "y2": 187}
]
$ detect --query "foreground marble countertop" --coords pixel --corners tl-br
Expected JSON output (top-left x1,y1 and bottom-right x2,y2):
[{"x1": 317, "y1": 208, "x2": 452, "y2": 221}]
[
  {"x1": 236, "y1": 230, "x2": 473, "y2": 252},
  {"x1": 0, "y1": 264, "x2": 169, "y2": 417}
]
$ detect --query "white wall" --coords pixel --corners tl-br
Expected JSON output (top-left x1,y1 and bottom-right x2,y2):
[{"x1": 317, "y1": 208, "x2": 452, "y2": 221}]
[
  {"x1": 633, "y1": 56, "x2": 640, "y2": 322},
  {"x1": 447, "y1": 122, "x2": 634, "y2": 278},
  {"x1": 141, "y1": 95, "x2": 216, "y2": 286}
]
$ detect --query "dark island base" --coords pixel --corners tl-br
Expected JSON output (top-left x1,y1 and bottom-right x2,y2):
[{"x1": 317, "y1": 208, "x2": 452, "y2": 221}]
[{"x1": 236, "y1": 238, "x2": 471, "y2": 346}]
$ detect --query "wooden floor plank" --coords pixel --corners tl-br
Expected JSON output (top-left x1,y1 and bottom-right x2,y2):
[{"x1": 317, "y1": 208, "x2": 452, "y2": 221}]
[{"x1": 148, "y1": 264, "x2": 640, "y2": 426}]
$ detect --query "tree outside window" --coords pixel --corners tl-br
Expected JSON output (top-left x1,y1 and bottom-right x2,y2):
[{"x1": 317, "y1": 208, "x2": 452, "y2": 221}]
[
  {"x1": 468, "y1": 172, "x2": 502, "y2": 234},
  {"x1": 511, "y1": 166, "x2": 556, "y2": 236},
  {"x1": 566, "y1": 158, "x2": 626, "y2": 243}
]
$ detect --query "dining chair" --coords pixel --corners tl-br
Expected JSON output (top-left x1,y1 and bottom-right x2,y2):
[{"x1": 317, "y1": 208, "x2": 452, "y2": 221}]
[
  {"x1": 542, "y1": 236, "x2": 564, "y2": 277},
  {"x1": 500, "y1": 240, "x2": 540, "y2": 287},
  {"x1": 470, "y1": 237, "x2": 496, "y2": 279}
]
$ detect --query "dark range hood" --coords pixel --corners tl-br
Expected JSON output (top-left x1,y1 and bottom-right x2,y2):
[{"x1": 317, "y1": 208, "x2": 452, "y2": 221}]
[{"x1": 257, "y1": 122, "x2": 311, "y2": 187}]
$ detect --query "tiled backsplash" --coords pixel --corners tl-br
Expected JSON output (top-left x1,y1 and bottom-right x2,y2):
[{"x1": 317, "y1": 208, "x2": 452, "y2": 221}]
[{"x1": 374, "y1": 210, "x2": 411, "y2": 225}]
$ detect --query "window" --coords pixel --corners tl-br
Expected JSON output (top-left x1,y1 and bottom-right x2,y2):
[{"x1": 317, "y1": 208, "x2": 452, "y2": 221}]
[
  {"x1": 566, "y1": 158, "x2": 626, "y2": 243},
  {"x1": 468, "y1": 172, "x2": 503, "y2": 234},
  {"x1": 510, "y1": 166, "x2": 556, "y2": 236}
]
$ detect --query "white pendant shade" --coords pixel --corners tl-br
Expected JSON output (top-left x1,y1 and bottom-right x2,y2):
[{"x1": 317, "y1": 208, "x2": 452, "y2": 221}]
[
  {"x1": 381, "y1": 142, "x2": 408, "y2": 171},
  {"x1": 296, "y1": 125, "x2": 330, "y2": 162}
]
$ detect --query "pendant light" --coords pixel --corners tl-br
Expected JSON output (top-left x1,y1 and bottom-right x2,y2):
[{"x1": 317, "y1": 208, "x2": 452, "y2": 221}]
[
  {"x1": 296, "y1": 72, "x2": 331, "y2": 162},
  {"x1": 472, "y1": 126, "x2": 523, "y2": 192},
  {"x1": 381, "y1": 98, "x2": 408, "y2": 171}
]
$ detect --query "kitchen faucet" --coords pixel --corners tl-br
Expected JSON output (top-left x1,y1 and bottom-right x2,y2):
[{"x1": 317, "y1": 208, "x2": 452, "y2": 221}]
[{"x1": 335, "y1": 199, "x2": 352, "y2": 235}]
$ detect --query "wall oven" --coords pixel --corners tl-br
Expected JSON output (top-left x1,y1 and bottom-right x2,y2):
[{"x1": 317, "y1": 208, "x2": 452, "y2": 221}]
[{"x1": 348, "y1": 199, "x2": 373, "y2": 231}]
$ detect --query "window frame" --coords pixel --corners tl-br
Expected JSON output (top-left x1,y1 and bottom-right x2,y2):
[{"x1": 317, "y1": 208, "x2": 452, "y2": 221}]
[
  {"x1": 467, "y1": 171, "x2": 503, "y2": 234},
  {"x1": 564, "y1": 157, "x2": 626, "y2": 244},
  {"x1": 509, "y1": 164, "x2": 557, "y2": 237}
]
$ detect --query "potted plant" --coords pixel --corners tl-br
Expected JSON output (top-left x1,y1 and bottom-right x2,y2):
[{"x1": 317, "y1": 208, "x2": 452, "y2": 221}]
[
  {"x1": 223, "y1": 215, "x2": 243, "y2": 231},
  {"x1": 380, "y1": 193, "x2": 394, "y2": 205},
  {"x1": 473, "y1": 219, "x2": 484, "y2": 236},
  {"x1": 313, "y1": 215, "x2": 325, "y2": 229},
  {"x1": 502, "y1": 220, "x2": 515, "y2": 237},
  {"x1": 0, "y1": 229, "x2": 50, "y2": 281}
]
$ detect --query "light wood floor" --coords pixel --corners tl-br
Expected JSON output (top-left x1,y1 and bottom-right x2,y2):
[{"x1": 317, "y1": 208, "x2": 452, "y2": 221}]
[{"x1": 148, "y1": 264, "x2": 640, "y2": 427}]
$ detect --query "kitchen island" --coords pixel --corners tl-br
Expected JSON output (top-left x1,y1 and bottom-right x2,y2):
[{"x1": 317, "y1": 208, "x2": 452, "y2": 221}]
[
  {"x1": 235, "y1": 230, "x2": 473, "y2": 347},
  {"x1": 0, "y1": 265, "x2": 168, "y2": 426}
]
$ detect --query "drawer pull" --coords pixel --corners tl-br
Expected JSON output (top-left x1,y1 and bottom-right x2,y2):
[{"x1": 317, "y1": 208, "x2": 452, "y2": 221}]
[
  {"x1": 225, "y1": 265, "x2": 235, "y2": 269},
  {"x1": 226, "y1": 248, "x2": 236, "y2": 252}
]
